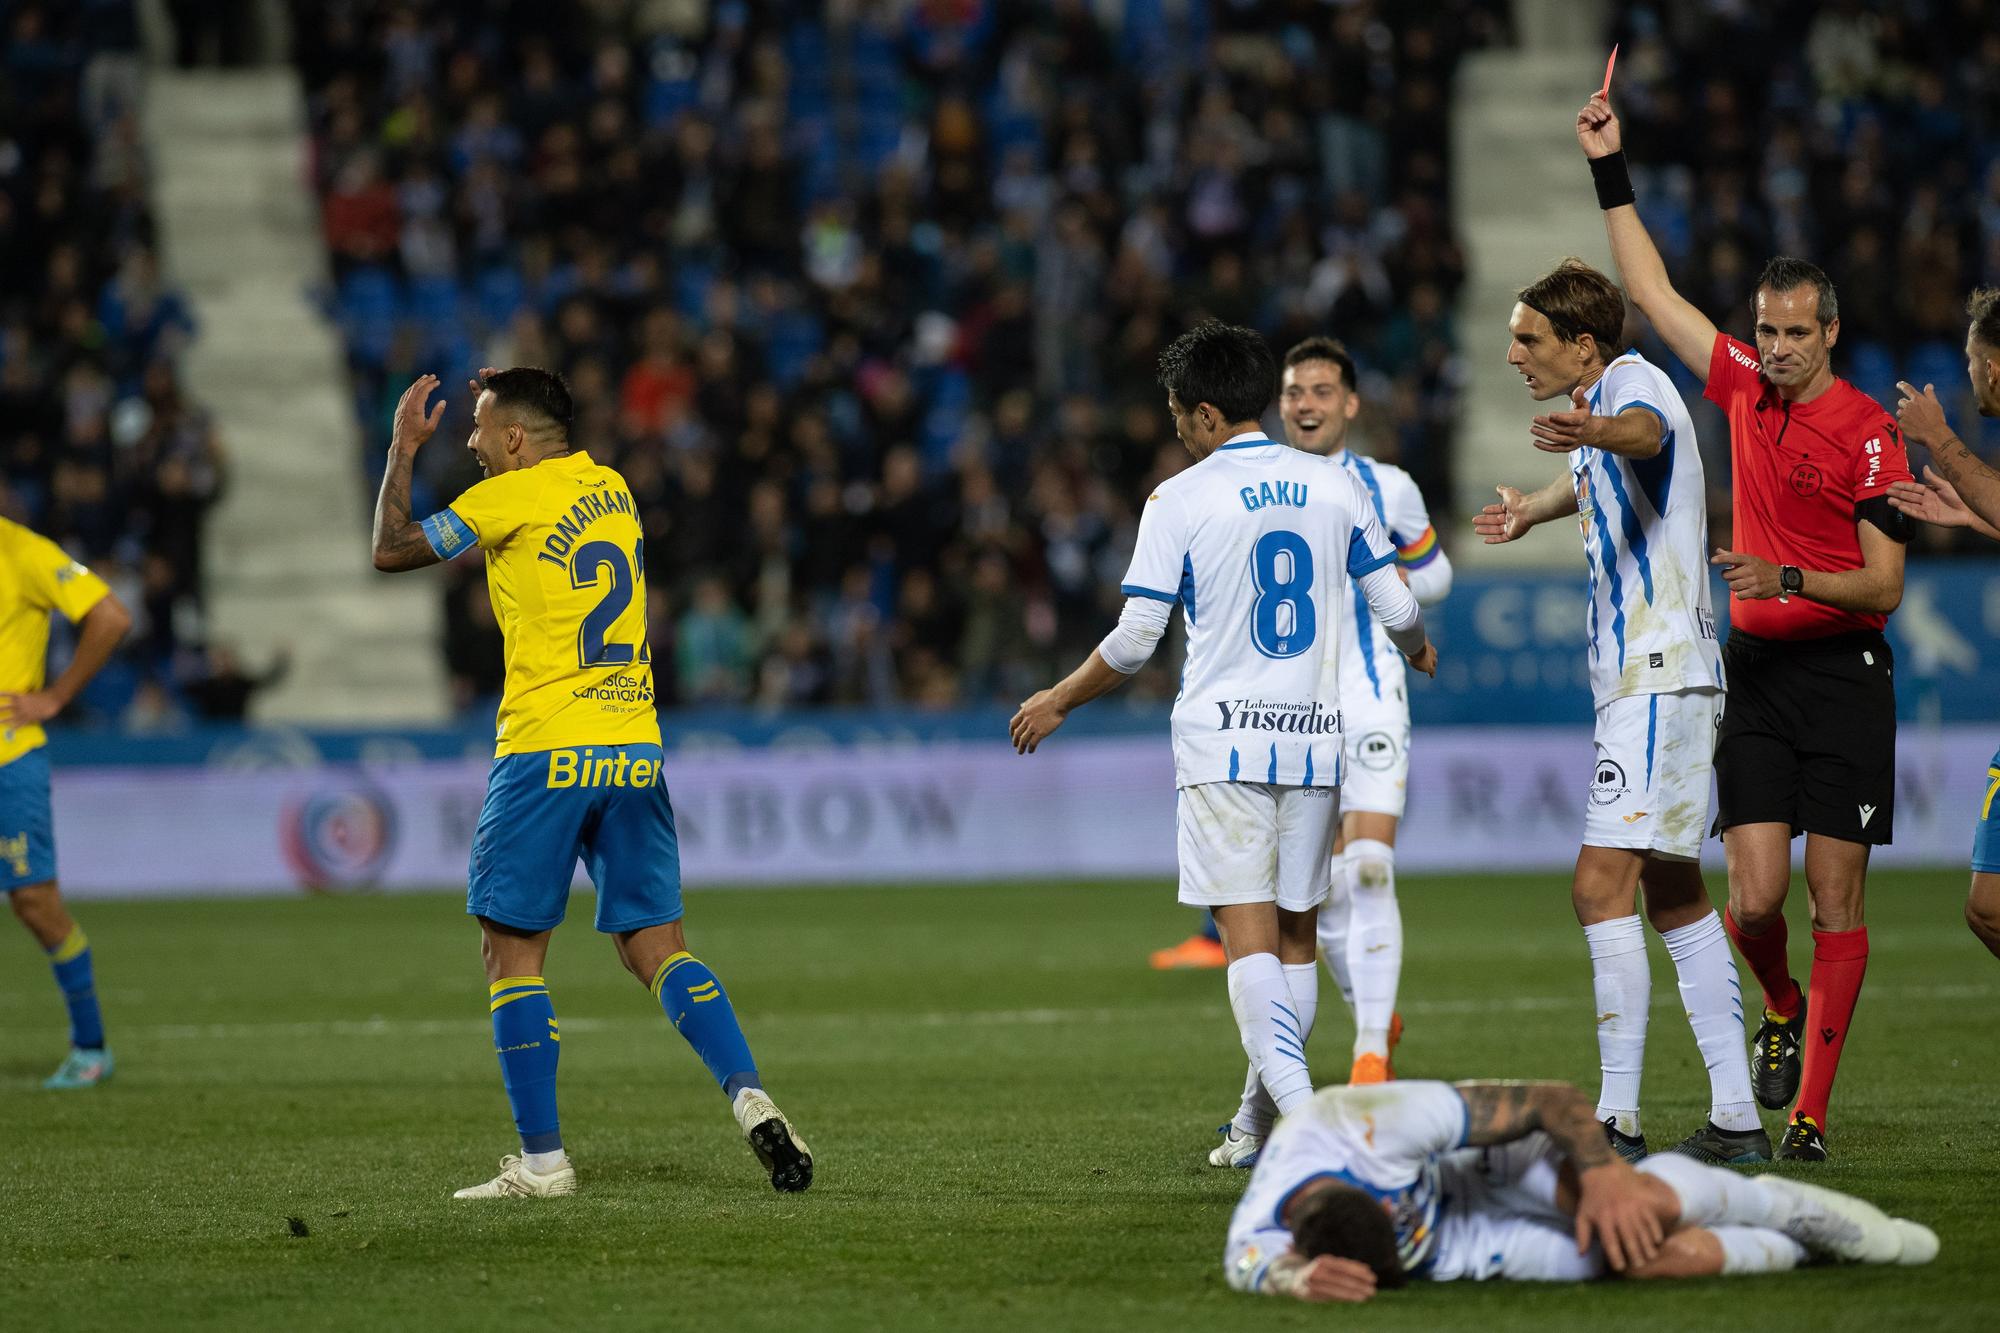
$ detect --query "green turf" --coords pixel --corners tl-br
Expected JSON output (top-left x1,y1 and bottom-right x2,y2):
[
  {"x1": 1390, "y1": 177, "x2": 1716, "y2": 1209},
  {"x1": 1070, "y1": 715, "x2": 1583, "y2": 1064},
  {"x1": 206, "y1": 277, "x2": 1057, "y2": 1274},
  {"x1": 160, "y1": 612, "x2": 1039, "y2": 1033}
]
[{"x1": 3, "y1": 872, "x2": 1993, "y2": 1330}]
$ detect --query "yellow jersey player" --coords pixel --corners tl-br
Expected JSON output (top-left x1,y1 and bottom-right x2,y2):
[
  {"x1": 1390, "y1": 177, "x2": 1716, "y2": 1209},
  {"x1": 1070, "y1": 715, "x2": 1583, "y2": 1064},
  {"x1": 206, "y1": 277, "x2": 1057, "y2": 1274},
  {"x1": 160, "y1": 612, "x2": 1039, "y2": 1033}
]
[
  {"x1": 0, "y1": 517, "x2": 132, "y2": 1088},
  {"x1": 370, "y1": 368, "x2": 810, "y2": 1198}
]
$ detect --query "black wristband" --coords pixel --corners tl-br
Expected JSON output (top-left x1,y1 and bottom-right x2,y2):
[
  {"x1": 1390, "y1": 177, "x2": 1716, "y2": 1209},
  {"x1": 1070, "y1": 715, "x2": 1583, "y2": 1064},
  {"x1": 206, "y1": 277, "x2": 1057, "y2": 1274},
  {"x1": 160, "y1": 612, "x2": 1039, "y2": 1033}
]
[{"x1": 1590, "y1": 150, "x2": 1635, "y2": 210}]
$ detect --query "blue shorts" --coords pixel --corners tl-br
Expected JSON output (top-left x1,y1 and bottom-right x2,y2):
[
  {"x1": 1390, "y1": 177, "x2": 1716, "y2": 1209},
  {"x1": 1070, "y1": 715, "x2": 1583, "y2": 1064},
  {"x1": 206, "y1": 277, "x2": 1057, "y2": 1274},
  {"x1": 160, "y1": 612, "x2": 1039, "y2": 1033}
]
[
  {"x1": 0, "y1": 749, "x2": 58, "y2": 891},
  {"x1": 467, "y1": 743, "x2": 683, "y2": 933},
  {"x1": 1973, "y1": 749, "x2": 2000, "y2": 875}
]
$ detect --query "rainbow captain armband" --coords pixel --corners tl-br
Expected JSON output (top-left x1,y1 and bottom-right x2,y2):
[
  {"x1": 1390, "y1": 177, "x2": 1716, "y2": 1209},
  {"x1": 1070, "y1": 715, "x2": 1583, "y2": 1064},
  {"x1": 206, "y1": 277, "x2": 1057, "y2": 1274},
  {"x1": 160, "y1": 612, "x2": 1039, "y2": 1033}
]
[
  {"x1": 1396, "y1": 525, "x2": 1440, "y2": 570},
  {"x1": 420, "y1": 509, "x2": 477, "y2": 559}
]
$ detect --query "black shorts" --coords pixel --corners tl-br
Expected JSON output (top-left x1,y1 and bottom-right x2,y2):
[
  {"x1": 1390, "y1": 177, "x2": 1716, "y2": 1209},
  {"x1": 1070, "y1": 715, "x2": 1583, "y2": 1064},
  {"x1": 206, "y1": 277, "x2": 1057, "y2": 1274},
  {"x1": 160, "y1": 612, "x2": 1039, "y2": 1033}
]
[{"x1": 1714, "y1": 628, "x2": 1896, "y2": 844}]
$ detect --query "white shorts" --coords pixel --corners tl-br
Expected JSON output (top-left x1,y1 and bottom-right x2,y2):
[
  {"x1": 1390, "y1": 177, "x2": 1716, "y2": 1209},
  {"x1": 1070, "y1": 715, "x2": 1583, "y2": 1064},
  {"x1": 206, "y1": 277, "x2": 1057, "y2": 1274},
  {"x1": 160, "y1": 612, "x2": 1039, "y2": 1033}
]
[
  {"x1": 1583, "y1": 689, "x2": 1722, "y2": 861},
  {"x1": 1176, "y1": 781, "x2": 1339, "y2": 911},
  {"x1": 1341, "y1": 694, "x2": 1410, "y2": 819},
  {"x1": 1425, "y1": 1135, "x2": 1603, "y2": 1283}
]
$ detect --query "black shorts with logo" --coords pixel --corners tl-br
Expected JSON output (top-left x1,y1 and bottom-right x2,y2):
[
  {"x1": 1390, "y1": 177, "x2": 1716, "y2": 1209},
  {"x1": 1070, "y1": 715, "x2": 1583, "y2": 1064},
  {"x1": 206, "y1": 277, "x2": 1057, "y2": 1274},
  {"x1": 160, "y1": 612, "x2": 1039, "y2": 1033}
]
[{"x1": 1714, "y1": 628, "x2": 1896, "y2": 845}]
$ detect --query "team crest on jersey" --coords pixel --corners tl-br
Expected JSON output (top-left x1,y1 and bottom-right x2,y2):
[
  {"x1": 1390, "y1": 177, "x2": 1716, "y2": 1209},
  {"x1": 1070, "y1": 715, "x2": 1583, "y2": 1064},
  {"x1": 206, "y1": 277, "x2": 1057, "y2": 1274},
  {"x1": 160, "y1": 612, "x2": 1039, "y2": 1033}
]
[
  {"x1": 1790, "y1": 462, "x2": 1821, "y2": 496},
  {"x1": 1589, "y1": 759, "x2": 1629, "y2": 807}
]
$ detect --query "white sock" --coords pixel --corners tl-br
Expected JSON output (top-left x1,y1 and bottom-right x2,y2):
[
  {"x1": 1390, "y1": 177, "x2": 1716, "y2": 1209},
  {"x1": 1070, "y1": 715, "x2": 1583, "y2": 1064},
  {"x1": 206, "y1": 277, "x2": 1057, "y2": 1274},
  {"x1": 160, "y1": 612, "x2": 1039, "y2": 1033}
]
[
  {"x1": 1660, "y1": 911, "x2": 1759, "y2": 1132},
  {"x1": 1637, "y1": 1153, "x2": 1787, "y2": 1230},
  {"x1": 1711, "y1": 1225, "x2": 1808, "y2": 1275},
  {"x1": 523, "y1": 1148, "x2": 569, "y2": 1174},
  {"x1": 1231, "y1": 963, "x2": 1323, "y2": 1137},
  {"x1": 1318, "y1": 852, "x2": 1356, "y2": 1007},
  {"x1": 1343, "y1": 839, "x2": 1401, "y2": 1058},
  {"x1": 1583, "y1": 913, "x2": 1650, "y2": 1137},
  {"x1": 1227, "y1": 952, "x2": 1314, "y2": 1115}
]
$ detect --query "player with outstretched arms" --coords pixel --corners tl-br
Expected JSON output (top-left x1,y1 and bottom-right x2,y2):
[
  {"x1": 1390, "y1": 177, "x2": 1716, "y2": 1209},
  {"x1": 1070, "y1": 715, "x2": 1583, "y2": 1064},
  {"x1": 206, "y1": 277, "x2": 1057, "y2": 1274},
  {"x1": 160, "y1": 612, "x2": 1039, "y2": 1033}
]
[
  {"x1": 1476, "y1": 259, "x2": 1763, "y2": 1165},
  {"x1": 1205, "y1": 336, "x2": 1456, "y2": 1167},
  {"x1": 1886, "y1": 287, "x2": 2000, "y2": 961},
  {"x1": 371, "y1": 367, "x2": 810, "y2": 1198},
  {"x1": 1011, "y1": 321, "x2": 1437, "y2": 1154},
  {"x1": 0, "y1": 518, "x2": 132, "y2": 1089},
  {"x1": 1579, "y1": 95, "x2": 1914, "y2": 1162},
  {"x1": 1224, "y1": 1076, "x2": 1935, "y2": 1303}
]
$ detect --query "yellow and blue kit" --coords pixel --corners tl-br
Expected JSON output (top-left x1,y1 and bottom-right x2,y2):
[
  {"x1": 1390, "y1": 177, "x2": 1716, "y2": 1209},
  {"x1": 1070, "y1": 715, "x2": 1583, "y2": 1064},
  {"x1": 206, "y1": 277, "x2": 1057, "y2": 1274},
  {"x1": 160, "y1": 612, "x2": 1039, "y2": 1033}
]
[
  {"x1": 421, "y1": 452, "x2": 682, "y2": 932},
  {"x1": 1975, "y1": 752, "x2": 2000, "y2": 874},
  {"x1": 1, "y1": 518, "x2": 111, "y2": 891}
]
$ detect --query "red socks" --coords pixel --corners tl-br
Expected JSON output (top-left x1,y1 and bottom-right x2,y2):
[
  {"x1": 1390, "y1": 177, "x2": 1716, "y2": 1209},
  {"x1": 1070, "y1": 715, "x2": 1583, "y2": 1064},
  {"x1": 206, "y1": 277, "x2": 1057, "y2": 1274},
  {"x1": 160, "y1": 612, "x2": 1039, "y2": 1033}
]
[
  {"x1": 1794, "y1": 926, "x2": 1869, "y2": 1129},
  {"x1": 1724, "y1": 908, "x2": 1803, "y2": 1018}
]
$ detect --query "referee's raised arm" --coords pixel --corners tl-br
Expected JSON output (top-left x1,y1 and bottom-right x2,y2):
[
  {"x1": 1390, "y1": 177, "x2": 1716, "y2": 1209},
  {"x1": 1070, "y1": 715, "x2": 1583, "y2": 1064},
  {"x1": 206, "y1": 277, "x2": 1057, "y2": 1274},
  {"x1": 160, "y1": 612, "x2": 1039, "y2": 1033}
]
[{"x1": 1576, "y1": 96, "x2": 1719, "y2": 382}]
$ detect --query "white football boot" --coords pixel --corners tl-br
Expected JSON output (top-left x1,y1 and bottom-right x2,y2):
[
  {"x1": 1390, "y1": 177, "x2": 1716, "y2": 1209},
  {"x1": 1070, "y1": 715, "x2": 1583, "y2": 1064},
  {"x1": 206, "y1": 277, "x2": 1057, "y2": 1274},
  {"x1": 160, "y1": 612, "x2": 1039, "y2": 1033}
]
[
  {"x1": 1209, "y1": 1124, "x2": 1262, "y2": 1168},
  {"x1": 1761, "y1": 1177, "x2": 1902, "y2": 1264},
  {"x1": 452, "y1": 1154, "x2": 578, "y2": 1200},
  {"x1": 733, "y1": 1088, "x2": 813, "y2": 1192}
]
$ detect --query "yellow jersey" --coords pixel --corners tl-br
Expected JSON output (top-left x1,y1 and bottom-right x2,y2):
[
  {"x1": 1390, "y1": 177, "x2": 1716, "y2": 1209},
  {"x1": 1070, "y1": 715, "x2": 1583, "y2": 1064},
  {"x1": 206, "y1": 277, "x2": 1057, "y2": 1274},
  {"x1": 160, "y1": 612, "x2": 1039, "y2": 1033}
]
[
  {"x1": 0, "y1": 518, "x2": 112, "y2": 767},
  {"x1": 422, "y1": 451, "x2": 660, "y2": 756}
]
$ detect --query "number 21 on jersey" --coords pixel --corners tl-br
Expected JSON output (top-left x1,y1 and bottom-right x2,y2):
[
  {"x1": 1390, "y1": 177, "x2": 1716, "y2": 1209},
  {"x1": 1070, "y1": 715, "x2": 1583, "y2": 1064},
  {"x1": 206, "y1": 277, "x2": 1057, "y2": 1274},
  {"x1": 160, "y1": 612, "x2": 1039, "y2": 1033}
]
[
  {"x1": 1250, "y1": 529, "x2": 1316, "y2": 658},
  {"x1": 569, "y1": 539, "x2": 650, "y2": 667}
]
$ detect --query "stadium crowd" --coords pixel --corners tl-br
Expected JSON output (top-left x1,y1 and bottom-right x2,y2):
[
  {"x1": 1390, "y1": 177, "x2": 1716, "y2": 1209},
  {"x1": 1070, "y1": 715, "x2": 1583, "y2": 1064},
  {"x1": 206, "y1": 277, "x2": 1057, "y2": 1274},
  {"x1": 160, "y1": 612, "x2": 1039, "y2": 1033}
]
[
  {"x1": 0, "y1": 0, "x2": 233, "y2": 728},
  {"x1": 297, "y1": 0, "x2": 1506, "y2": 713},
  {"x1": 1607, "y1": 0, "x2": 2000, "y2": 549}
]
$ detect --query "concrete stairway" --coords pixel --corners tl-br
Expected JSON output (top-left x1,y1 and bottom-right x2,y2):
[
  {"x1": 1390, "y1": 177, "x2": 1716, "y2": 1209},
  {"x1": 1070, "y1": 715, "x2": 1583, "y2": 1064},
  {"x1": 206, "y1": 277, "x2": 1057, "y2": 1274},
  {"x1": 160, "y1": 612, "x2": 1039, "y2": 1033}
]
[
  {"x1": 1449, "y1": 0, "x2": 1610, "y2": 566},
  {"x1": 140, "y1": 69, "x2": 448, "y2": 722}
]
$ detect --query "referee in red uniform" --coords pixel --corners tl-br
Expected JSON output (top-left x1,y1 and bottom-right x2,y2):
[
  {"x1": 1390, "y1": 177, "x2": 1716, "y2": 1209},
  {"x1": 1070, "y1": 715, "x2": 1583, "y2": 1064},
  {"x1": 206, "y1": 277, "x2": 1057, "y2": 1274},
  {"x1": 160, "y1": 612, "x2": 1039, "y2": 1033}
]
[{"x1": 1575, "y1": 96, "x2": 1913, "y2": 1162}]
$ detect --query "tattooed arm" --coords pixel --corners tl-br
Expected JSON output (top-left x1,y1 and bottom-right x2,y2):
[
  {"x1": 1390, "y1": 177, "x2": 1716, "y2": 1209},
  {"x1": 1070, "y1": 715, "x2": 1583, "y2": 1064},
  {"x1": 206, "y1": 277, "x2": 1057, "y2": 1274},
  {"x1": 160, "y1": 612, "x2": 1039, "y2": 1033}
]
[
  {"x1": 1897, "y1": 381, "x2": 2000, "y2": 537},
  {"x1": 1455, "y1": 1080, "x2": 1665, "y2": 1271},
  {"x1": 1453, "y1": 1080, "x2": 1617, "y2": 1169},
  {"x1": 372, "y1": 374, "x2": 447, "y2": 573}
]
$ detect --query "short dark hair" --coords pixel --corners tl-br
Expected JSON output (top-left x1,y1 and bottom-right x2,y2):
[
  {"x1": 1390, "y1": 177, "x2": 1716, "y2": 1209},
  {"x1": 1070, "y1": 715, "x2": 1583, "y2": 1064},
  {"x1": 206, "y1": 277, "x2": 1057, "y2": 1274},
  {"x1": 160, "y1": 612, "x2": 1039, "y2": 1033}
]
[
  {"x1": 1518, "y1": 259, "x2": 1626, "y2": 355},
  {"x1": 1157, "y1": 321, "x2": 1278, "y2": 424},
  {"x1": 1290, "y1": 1183, "x2": 1409, "y2": 1290},
  {"x1": 484, "y1": 367, "x2": 573, "y2": 436},
  {"x1": 1755, "y1": 257, "x2": 1839, "y2": 327},
  {"x1": 1283, "y1": 336, "x2": 1358, "y2": 391},
  {"x1": 1968, "y1": 288, "x2": 2000, "y2": 351}
]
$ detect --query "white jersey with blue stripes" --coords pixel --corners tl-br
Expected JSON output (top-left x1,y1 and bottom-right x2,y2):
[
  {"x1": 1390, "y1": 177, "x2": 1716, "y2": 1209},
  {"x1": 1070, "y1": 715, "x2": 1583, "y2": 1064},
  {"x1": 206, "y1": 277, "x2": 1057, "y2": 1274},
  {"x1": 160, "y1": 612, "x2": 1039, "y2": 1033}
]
[
  {"x1": 1120, "y1": 432, "x2": 1398, "y2": 790},
  {"x1": 1225, "y1": 1082, "x2": 1469, "y2": 1290},
  {"x1": 1333, "y1": 449, "x2": 1438, "y2": 709},
  {"x1": 1571, "y1": 352, "x2": 1723, "y2": 705}
]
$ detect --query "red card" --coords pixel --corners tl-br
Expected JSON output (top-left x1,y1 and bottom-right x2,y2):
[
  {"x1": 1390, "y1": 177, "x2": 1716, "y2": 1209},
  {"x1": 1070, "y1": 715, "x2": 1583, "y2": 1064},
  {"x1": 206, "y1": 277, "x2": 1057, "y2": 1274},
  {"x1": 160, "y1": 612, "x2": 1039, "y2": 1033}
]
[{"x1": 1599, "y1": 43, "x2": 1619, "y2": 98}]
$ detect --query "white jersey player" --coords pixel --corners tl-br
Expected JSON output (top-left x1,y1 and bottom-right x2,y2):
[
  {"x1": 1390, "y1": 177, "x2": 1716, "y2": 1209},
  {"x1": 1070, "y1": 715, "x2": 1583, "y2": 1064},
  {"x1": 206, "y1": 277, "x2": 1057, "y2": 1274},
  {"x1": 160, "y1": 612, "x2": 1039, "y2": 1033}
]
[
  {"x1": 1225, "y1": 1078, "x2": 1935, "y2": 1303},
  {"x1": 1012, "y1": 321, "x2": 1437, "y2": 1140},
  {"x1": 1477, "y1": 260, "x2": 1762, "y2": 1165},
  {"x1": 1282, "y1": 339, "x2": 1453, "y2": 1085}
]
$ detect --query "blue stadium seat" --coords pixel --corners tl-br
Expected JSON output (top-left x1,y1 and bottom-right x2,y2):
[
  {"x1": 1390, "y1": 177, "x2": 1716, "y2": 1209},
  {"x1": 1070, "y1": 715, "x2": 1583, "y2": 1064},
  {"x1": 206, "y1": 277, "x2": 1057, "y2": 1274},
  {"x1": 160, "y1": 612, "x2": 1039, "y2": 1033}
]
[
  {"x1": 1847, "y1": 341, "x2": 1897, "y2": 411},
  {"x1": 337, "y1": 265, "x2": 400, "y2": 367},
  {"x1": 474, "y1": 267, "x2": 525, "y2": 331}
]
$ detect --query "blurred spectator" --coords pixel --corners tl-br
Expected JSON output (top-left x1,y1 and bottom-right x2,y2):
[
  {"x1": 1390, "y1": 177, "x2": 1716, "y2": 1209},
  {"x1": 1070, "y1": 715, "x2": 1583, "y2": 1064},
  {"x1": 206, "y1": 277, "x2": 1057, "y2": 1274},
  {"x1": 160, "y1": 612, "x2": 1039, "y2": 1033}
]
[
  {"x1": 182, "y1": 642, "x2": 292, "y2": 721},
  {"x1": 1, "y1": 2, "x2": 222, "y2": 726},
  {"x1": 298, "y1": 1, "x2": 1509, "y2": 712}
]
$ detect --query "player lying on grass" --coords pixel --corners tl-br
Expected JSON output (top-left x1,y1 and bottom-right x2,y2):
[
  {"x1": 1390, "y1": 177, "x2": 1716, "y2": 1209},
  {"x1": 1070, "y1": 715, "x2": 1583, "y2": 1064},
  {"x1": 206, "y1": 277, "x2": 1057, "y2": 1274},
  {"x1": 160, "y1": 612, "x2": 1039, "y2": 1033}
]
[
  {"x1": 1226, "y1": 1077, "x2": 1936, "y2": 1302},
  {"x1": 1885, "y1": 287, "x2": 2000, "y2": 962},
  {"x1": 371, "y1": 368, "x2": 809, "y2": 1199},
  {"x1": 1011, "y1": 320, "x2": 1436, "y2": 1163}
]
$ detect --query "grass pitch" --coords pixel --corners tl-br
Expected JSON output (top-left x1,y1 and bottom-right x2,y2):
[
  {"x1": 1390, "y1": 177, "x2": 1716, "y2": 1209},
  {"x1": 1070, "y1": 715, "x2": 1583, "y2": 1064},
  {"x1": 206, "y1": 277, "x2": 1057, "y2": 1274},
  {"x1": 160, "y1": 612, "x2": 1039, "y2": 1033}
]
[{"x1": 3, "y1": 872, "x2": 1995, "y2": 1331}]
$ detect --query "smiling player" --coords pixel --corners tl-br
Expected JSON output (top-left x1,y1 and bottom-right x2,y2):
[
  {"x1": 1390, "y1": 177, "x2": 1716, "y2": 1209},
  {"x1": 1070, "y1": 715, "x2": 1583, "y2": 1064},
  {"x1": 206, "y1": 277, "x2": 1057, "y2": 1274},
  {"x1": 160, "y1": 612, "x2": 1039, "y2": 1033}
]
[
  {"x1": 1476, "y1": 259, "x2": 1762, "y2": 1166},
  {"x1": 371, "y1": 368, "x2": 810, "y2": 1198}
]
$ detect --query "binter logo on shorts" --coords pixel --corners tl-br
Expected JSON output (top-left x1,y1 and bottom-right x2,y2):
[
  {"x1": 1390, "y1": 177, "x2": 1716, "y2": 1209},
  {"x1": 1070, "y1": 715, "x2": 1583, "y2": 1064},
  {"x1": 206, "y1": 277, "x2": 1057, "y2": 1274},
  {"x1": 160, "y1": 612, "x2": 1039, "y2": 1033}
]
[{"x1": 546, "y1": 748, "x2": 661, "y2": 789}]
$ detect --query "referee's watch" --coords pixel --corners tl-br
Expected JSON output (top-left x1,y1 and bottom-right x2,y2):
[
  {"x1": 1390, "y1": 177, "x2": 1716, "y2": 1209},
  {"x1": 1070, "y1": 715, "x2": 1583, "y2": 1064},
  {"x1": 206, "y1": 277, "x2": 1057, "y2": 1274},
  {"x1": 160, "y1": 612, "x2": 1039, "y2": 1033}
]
[{"x1": 1779, "y1": 564, "x2": 1804, "y2": 601}]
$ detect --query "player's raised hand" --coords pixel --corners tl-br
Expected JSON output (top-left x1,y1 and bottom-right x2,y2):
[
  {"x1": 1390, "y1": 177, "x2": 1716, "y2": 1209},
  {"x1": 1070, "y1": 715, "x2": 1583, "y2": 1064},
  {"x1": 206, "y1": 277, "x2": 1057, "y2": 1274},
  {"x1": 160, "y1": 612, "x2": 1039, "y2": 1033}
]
[
  {"x1": 1404, "y1": 640, "x2": 1438, "y2": 677},
  {"x1": 1472, "y1": 485, "x2": 1533, "y2": 544},
  {"x1": 1894, "y1": 381, "x2": 1951, "y2": 449},
  {"x1": 467, "y1": 366, "x2": 501, "y2": 398},
  {"x1": 1010, "y1": 687, "x2": 1069, "y2": 754},
  {"x1": 1572, "y1": 1162, "x2": 1665, "y2": 1273},
  {"x1": 1530, "y1": 386, "x2": 1599, "y2": 453},
  {"x1": 1576, "y1": 95, "x2": 1621, "y2": 159},
  {"x1": 1710, "y1": 548, "x2": 1781, "y2": 599},
  {"x1": 392, "y1": 374, "x2": 447, "y2": 456}
]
